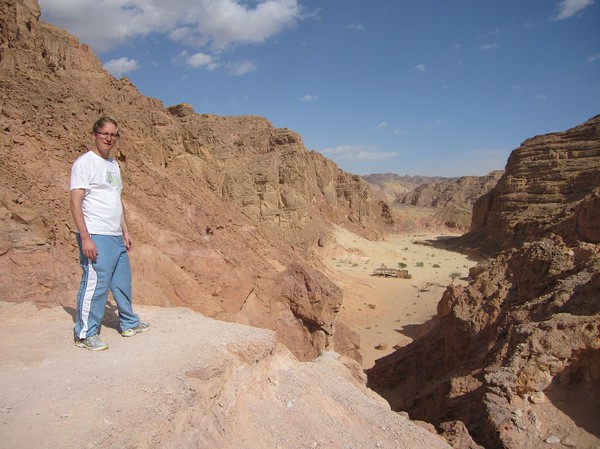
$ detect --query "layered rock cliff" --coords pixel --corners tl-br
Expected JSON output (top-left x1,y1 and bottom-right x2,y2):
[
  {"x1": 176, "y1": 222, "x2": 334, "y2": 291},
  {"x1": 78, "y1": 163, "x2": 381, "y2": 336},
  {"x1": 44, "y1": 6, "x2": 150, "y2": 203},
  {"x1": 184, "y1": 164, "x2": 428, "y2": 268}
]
[
  {"x1": 463, "y1": 116, "x2": 600, "y2": 252},
  {"x1": 364, "y1": 172, "x2": 504, "y2": 232},
  {"x1": 368, "y1": 118, "x2": 600, "y2": 449},
  {"x1": 399, "y1": 171, "x2": 504, "y2": 231},
  {"x1": 0, "y1": 0, "x2": 393, "y2": 361},
  {"x1": 362, "y1": 173, "x2": 450, "y2": 198}
]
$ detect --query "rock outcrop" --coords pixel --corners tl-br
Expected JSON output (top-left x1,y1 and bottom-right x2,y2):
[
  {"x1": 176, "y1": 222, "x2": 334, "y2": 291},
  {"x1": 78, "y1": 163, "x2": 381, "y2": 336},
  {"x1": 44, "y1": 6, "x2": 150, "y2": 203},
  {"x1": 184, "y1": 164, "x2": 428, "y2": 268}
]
[
  {"x1": 0, "y1": 301, "x2": 451, "y2": 449},
  {"x1": 362, "y1": 173, "x2": 450, "y2": 199},
  {"x1": 397, "y1": 172, "x2": 502, "y2": 210},
  {"x1": 161, "y1": 112, "x2": 394, "y2": 246},
  {"x1": 462, "y1": 116, "x2": 600, "y2": 252},
  {"x1": 399, "y1": 171, "x2": 504, "y2": 231},
  {"x1": 367, "y1": 119, "x2": 600, "y2": 449},
  {"x1": 364, "y1": 172, "x2": 504, "y2": 232},
  {"x1": 0, "y1": 0, "x2": 393, "y2": 361}
]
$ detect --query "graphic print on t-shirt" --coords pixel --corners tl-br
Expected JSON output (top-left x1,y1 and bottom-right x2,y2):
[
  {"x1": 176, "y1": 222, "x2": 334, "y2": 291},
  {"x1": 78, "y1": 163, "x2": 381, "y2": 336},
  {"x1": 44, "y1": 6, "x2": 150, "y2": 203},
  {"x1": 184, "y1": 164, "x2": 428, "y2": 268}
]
[{"x1": 105, "y1": 169, "x2": 121, "y2": 188}]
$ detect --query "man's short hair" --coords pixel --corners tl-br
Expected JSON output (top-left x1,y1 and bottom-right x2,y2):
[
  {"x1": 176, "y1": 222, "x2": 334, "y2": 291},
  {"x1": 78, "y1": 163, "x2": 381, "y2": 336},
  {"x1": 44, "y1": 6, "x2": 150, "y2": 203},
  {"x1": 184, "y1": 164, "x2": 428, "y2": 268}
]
[{"x1": 92, "y1": 115, "x2": 119, "y2": 136}]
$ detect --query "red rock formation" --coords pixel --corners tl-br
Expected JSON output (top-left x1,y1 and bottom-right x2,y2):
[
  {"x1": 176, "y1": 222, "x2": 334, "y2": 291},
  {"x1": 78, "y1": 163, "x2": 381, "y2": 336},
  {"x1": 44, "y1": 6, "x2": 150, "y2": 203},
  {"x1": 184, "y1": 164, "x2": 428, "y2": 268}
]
[
  {"x1": 365, "y1": 172, "x2": 504, "y2": 232},
  {"x1": 463, "y1": 116, "x2": 600, "y2": 252},
  {"x1": 398, "y1": 172, "x2": 504, "y2": 231},
  {"x1": 0, "y1": 0, "x2": 393, "y2": 361},
  {"x1": 368, "y1": 119, "x2": 600, "y2": 448}
]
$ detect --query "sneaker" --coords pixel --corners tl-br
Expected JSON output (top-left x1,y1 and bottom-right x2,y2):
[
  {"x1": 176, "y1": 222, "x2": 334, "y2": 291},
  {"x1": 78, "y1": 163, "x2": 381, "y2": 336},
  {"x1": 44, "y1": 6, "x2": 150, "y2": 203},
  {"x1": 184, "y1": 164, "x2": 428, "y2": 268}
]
[
  {"x1": 121, "y1": 321, "x2": 150, "y2": 337},
  {"x1": 74, "y1": 334, "x2": 109, "y2": 351}
]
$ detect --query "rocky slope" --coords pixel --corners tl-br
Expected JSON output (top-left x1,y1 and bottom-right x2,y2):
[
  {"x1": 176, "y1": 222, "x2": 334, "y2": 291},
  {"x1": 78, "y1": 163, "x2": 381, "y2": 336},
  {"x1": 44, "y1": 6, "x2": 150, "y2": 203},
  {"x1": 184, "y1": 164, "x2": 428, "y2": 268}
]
[
  {"x1": 0, "y1": 301, "x2": 451, "y2": 449},
  {"x1": 397, "y1": 172, "x2": 503, "y2": 209},
  {"x1": 399, "y1": 171, "x2": 504, "y2": 231},
  {"x1": 362, "y1": 173, "x2": 450, "y2": 199},
  {"x1": 364, "y1": 172, "x2": 504, "y2": 232},
  {"x1": 462, "y1": 116, "x2": 600, "y2": 253},
  {"x1": 367, "y1": 118, "x2": 600, "y2": 449},
  {"x1": 0, "y1": 3, "x2": 457, "y2": 448},
  {"x1": 0, "y1": 0, "x2": 394, "y2": 361},
  {"x1": 4, "y1": 2, "x2": 599, "y2": 449}
]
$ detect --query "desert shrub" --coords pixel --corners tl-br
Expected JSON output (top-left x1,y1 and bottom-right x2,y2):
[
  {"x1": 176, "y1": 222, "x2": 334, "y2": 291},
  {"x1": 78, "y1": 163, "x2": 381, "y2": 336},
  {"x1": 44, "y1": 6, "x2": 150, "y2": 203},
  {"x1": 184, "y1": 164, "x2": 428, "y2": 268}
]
[{"x1": 449, "y1": 271, "x2": 463, "y2": 283}]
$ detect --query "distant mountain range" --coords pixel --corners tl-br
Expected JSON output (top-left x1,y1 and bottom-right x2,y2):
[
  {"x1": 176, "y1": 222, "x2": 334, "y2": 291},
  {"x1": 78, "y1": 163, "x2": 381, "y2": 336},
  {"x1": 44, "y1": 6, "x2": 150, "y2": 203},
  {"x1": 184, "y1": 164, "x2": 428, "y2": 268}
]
[
  {"x1": 362, "y1": 173, "x2": 454, "y2": 194},
  {"x1": 363, "y1": 171, "x2": 505, "y2": 231}
]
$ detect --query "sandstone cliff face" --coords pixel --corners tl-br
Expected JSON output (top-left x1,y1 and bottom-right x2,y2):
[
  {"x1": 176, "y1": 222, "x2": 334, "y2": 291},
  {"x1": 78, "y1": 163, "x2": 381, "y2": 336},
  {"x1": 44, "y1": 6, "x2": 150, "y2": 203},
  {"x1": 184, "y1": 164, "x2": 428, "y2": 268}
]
[
  {"x1": 368, "y1": 120, "x2": 600, "y2": 448},
  {"x1": 364, "y1": 172, "x2": 503, "y2": 232},
  {"x1": 397, "y1": 172, "x2": 502, "y2": 210},
  {"x1": 362, "y1": 173, "x2": 448, "y2": 201},
  {"x1": 370, "y1": 237, "x2": 600, "y2": 449},
  {"x1": 464, "y1": 116, "x2": 600, "y2": 252},
  {"x1": 0, "y1": 0, "x2": 392, "y2": 360},
  {"x1": 163, "y1": 108, "x2": 394, "y2": 245},
  {"x1": 399, "y1": 171, "x2": 504, "y2": 231}
]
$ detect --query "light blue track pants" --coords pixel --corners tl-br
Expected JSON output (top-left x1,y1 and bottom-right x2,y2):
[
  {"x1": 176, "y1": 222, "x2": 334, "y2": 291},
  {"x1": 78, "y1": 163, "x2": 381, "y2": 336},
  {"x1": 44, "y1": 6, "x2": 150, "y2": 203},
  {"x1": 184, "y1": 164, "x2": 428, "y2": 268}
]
[{"x1": 74, "y1": 234, "x2": 139, "y2": 339}]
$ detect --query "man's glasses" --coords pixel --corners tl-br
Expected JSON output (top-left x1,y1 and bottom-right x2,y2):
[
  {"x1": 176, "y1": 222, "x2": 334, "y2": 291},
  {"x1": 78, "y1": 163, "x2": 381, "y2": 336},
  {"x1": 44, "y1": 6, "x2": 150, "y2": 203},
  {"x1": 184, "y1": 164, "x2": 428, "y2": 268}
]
[{"x1": 96, "y1": 131, "x2": 119, "y2": 140}]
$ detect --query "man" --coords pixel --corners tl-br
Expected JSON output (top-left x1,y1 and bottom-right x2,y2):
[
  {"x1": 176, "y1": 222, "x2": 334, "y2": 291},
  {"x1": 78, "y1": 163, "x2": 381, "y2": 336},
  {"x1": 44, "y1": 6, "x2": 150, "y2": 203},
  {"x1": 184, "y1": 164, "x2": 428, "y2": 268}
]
[{"x1": 70, "y1": 115, "x2": 149, "y2": 351}]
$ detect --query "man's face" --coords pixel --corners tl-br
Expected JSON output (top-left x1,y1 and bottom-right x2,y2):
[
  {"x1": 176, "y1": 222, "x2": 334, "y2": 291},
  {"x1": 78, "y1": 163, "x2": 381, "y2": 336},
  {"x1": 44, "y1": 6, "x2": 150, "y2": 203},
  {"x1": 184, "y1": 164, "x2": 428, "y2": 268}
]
[{"x1": 93, "y1": 122, "x2": 119, "y2": 156}]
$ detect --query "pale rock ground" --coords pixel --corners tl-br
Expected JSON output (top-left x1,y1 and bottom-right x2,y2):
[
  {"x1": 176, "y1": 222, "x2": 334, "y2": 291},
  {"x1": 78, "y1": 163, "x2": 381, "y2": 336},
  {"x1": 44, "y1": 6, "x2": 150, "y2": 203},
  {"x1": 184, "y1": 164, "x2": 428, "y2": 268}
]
[
  {"x1": 0, "y1": 301, "x2": 451, "y2": 449},
  {"x1": 321, "y1": 226, "x2": 475, "y2": 369}
]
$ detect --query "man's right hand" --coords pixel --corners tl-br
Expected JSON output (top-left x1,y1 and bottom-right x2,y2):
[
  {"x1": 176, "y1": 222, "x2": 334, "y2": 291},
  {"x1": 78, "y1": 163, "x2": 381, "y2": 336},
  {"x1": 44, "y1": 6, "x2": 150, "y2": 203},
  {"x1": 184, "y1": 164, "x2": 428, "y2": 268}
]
[{"x1": 80, "y1": 235, "x2": 98, "y2": 261}]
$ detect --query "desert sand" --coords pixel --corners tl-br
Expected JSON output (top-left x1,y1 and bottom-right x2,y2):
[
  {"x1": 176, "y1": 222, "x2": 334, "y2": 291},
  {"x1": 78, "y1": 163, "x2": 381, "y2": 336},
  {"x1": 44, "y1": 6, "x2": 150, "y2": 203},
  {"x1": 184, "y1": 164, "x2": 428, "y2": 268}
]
[{"x1": 322, "y1": 226, "x2": 476, "y2": 369}]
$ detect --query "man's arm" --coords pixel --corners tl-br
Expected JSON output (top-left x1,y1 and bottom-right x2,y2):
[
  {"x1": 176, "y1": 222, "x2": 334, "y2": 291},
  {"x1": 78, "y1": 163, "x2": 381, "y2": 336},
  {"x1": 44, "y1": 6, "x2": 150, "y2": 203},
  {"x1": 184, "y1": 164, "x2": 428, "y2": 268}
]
[
  {"x1": 70, "y1": 189, "x2": 98, "y2": 261},
  {"x1": 121, "y1": 205, "x2": 134, "y2": 251}
]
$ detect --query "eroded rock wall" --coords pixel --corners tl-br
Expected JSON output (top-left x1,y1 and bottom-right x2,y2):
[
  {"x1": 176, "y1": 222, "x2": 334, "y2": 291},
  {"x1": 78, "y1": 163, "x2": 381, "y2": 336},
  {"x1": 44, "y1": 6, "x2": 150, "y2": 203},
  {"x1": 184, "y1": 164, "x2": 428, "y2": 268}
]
[
  {"x1": 464, "y1": 116, "x2": 600, "y2": 252},
  {"x1": 368, "y1": 118, "x2": 600, "y2": 448},
  {"x1": 0, "y1": 0, "x2": 393, "y2": 360}
]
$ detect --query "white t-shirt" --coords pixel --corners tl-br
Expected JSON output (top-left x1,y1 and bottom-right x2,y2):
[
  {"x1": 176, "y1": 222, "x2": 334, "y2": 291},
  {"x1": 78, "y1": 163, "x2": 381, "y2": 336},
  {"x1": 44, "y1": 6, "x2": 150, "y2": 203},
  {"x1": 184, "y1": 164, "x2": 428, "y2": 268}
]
[{"x1": 70, "y1": 151, "x2": 123, "y2": 236}]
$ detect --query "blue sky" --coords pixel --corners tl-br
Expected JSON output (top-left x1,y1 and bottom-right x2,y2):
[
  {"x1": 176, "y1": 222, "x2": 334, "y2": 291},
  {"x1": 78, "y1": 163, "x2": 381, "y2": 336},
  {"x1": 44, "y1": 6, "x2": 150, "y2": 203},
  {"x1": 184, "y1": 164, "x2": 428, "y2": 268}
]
[{"x1": 39, "y1": 0, "x2": 600, "y2": 177}]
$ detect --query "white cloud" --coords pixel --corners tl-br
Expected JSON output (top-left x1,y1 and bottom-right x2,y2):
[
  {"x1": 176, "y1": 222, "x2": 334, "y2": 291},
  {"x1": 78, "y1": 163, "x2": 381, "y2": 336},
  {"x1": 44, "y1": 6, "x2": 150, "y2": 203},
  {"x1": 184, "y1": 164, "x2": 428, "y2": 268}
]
[
  {"x1": 588, "y1": 52, "x2": 600, "y2": 63},
  {"x1": 184, "y1": 0, "x2": 301, "y2": 51},
  {"x1": 104, "y1": 57, "x2": 139, "y2": 77},
  {"x1": 353, "y1": 150, "x2": 398, "y2": 161},
  {"x1": 486, "y1": 28, "x2": 501, "y2": 36},
  {"x1": 39, "y1": 0, "x2": 302, "y2": 52},
  {"x1": 374, "y1": 122, "x2": 408, "y2": 136},
  {"x1": 228, "y1": 60, "x2": 257, "y2": 76},
  {"x1": 346, "y1": 23, "x2": 365, "y2": 31},
  {"x1": 321, "y1": 145, "x2": 398, "y2": 162},
  {"x1": 552, "y1": 0, "x2": 594, "y2": 20},
  {"x1": 414, "y1": 64, "x2": 426, "y2": 72},
  {"x1": 186, "y1": 52, "x2": 217, "y2": 69},
  {"x1": 480, "y1": 43, "x2": 500, "y2": 51},
  {"x1": 302, "y1": 94, "x2": 319, "y2": 102},
  {"x1": 425, "y1": 120, "x2": 443, "y2": 129}
]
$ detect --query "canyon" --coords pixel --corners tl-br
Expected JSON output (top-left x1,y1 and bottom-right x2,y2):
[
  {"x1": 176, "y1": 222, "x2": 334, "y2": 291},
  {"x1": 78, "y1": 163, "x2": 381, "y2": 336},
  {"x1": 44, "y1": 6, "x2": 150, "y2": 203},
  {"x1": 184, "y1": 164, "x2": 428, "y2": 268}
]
[
  {"x1": 368, "y1": 115, "x2": 600, "y2": 448},
  {"x1": 1, "y1": 1, "x2": 599, "y2": 448}
]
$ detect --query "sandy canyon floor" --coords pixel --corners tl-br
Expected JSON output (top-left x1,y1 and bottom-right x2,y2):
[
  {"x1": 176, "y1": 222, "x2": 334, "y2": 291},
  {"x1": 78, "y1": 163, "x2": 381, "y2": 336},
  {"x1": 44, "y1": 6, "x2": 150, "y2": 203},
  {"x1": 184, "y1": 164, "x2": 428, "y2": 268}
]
[{"x1": 322, "y1": 227, "x2": 476, "y2": 368}]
